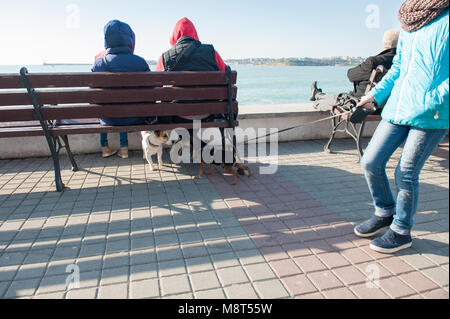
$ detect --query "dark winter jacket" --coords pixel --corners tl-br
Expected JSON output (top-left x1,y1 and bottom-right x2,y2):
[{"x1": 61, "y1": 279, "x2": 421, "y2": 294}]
[
  {"x1": 91, "y1": 20, "x2": 150, "y2": 126},
  {"x1": 347, "y1": 48, "x2": 396, "y2": 98}
]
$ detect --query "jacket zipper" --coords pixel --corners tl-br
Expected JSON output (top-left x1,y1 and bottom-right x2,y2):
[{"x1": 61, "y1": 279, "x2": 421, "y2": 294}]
[{"x1": 395, "y1": 33, "x2": 418, "y2": 122}]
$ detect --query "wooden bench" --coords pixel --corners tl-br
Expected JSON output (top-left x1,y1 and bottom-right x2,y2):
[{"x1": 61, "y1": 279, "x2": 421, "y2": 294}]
[
  {"x1": 0, "y1": 67, "x2": 238, "y2": 192},
  {"x1": 324, "y1": 66, "x2": 387, "y2": 161}
]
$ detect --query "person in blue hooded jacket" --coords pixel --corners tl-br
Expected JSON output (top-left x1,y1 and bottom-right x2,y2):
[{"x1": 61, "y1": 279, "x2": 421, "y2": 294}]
[
  {"x1": 354, "y1": 0, "x2": 449, "y2": 253},
  {"x1": 92, "y1": 19, "x2": 150, "y2": 159}
]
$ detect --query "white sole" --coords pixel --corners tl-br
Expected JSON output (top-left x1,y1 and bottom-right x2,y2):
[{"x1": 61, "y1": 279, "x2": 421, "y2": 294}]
[
  {"x1": 354, "y1": 225, "x2": 389, "y2": 238},
  {"x1": 369, "y1": 241, "x2": 412, "y2": 254}
]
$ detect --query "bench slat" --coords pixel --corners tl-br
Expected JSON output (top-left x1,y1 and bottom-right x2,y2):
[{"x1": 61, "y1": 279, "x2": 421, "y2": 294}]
[
  {"x1": 0, "y1": 86, "x2": 237, "y2": 106},
  {"x1": 0, "y1": 121, "x2": 238, "y2": 138},
  {"x1": 0, "y1": 71, "x2": 237, "y2": 89},
  {"x1": 0, "y1": 102, "x2": 239, "y2": 122}
]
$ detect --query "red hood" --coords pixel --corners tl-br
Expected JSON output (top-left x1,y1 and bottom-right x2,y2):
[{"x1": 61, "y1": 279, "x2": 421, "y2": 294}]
[{"x1": 170, "y1": 17, "x2": 199, "y2": 46}]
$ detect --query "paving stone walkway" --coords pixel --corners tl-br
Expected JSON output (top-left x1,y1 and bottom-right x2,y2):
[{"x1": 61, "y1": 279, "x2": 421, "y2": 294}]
[{"x1": 0, "y1": 137, "x2": 448, "y2": 299}]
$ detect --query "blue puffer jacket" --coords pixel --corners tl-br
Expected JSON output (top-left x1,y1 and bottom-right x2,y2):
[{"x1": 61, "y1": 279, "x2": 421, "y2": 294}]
[
  {"x1": 91, "y1": 20, "x2": 150, "y2": 126},
  {"x1": 371, "y1": 10, "x2": 449, "y2": 130}
]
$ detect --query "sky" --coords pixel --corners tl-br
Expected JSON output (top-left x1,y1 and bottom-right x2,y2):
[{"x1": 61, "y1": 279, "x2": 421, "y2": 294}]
[{"x1": 0, "y1": 0, "x2": 405, "y2": 65}]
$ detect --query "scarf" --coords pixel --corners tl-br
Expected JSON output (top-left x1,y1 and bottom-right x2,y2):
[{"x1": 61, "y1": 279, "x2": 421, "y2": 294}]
[{"x1": 398, "y1": 0, "x2": 449, "y2": 32}]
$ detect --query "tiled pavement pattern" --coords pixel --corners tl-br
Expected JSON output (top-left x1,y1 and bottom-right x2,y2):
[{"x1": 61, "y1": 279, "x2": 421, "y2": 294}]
[{"x1": 0, "y1": 138, "x2": 448, "y2": 299}]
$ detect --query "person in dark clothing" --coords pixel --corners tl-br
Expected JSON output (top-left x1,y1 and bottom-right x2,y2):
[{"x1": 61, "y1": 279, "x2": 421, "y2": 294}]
[
  {"x1": 92, "y1": 19, "x2": 151, "y2": 158},
  {"x1": 156, "y1": 17, "x2": 227, "y2": 123},
  {"x1": 310, "y1": 29, "x2": 399, "y2": 111}
]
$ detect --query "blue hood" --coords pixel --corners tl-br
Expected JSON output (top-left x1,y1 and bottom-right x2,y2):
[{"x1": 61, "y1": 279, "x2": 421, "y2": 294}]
[{"x1": 104, "y1": 20, "x2": 135, "y2": 55}]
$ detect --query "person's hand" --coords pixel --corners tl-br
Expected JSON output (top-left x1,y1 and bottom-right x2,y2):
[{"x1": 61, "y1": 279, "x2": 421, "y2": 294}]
[{"x1": 358, "y1": 95, "x2": 377, "y2": 110}]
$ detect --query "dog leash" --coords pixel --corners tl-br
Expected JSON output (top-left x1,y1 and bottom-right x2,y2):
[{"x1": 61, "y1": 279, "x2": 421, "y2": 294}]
[
  {"x1": 221, "y1": 109, "x2": 352, "y2": 167},
  {"x1": 243, "y1": 109, "x2": 352, "y2": 143}
]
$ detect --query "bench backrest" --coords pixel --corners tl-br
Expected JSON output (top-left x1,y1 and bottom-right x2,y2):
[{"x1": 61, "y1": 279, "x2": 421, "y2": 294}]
[{"x1": 0, "y1": 69, "x2": 238, "y2": 123}]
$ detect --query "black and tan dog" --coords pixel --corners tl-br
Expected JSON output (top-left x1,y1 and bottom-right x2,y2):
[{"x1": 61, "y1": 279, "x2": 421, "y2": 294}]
[{"x1": 194, "y1": 144, "x2": 251, "y2": 185}]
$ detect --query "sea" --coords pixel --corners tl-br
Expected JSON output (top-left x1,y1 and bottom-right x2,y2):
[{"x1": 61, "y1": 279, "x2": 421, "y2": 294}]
[{"x1": 0, "y1": 64, "x2": 352, "y2": 105}]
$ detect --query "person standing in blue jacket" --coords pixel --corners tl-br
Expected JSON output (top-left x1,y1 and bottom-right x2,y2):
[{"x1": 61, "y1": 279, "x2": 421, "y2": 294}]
[
  {"x1": 354, "y1": 0, "x2": 449, "y2": 253},
  {"x1": 92, "y1": 19, "x2": 150, "y2": 159}
]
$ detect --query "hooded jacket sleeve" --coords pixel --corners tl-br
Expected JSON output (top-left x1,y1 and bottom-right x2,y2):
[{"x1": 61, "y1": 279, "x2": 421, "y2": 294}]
[
  {"x1": 370, "y1": 34, "x2": 403, "y2": 105},
  {"x1": 156, "y1": 56, "x2": 164, "y2": 71},
  {"x1": 215, "y1": 51, "x2": 227, "y2": 71}
]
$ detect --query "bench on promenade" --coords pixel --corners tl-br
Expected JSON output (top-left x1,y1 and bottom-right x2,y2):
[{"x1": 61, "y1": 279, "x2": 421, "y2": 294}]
[
  {"x1": 0, "y1": 67, "x2": 238, "y2": 192},
  {"x1": 324, "y1": 66, "x2": 386, "y2": 161}
]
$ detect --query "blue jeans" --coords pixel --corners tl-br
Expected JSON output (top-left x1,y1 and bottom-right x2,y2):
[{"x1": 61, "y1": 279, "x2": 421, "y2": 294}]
[
  {"x1": 100, "y1": 132, "x2": 128, "y2": 148},
  {"x1": 361, "y1": 120, "x2": 448, "y2": 235}
]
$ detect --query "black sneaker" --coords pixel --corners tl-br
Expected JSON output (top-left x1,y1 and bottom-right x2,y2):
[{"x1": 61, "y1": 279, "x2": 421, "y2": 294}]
[
  {"x1": 370, "y1": 229, "x2": 412, "y2": 254},
  {"x1": 309, "y1": 81, "x2": 320, "y2": 101},
  {"x1": 354, "y1": 215, "x2": 393, "y2": 238}
]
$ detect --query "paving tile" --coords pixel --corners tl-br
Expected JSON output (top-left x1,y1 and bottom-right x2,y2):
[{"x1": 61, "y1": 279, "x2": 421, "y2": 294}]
[
  {"x1": 332, "y1": 266, "x2": 367, "y2": 286},
  {"x1": 129, "y1": 279, "x2": 159, "y2": 299},
  {"x1": 223, "y1": 283, "x2": 258, "y2": 299},
  {"x1": 0, "y1": 281, "x2": 10, "y2": 298},
  {"x1": 0, "y1": 265, "x2": 19, "y2": 282},
  {"x1": 253, "y1": 279, "x2": 290, "y2": 299},
  {"x1": 317, "y1": 252, "x2": 351, "y2": 269},
  {"x1": 244, "y1": 263, "x2": 276, "y2": 282},
  {"x1": 399, "y1": 271, "x2": 440, "y2": 293},
  {"x1": 280, "y1": 274, "x2": 317, "y2": 296},
  {"x1": 323, "y1": 287, "x2": 357, "y2": 299},
  {"x1": 160, "y1": 274, "x2": 191, "y2": 296},
  {"x1": 293, "y1": 255, "x2": 327, "y2": 273},
  {"x1": 210, "y1": 252, "x2": 240, "y2": 269},
  {"x1": 421, "y1": 267, "x2": 449, "y2": 287},
  {"x1": 269, "y1": 259, "x2": 302, "y2": 278},
  {"x1": 36, "y1": 274, "x2": 70, "y2": 295},
  {"x1": 189, "y1": 271, "x2": 221, "y2": 291},
  {"x1": 33, "y1": 291, "x2": 65, "y2": 299},
  {"x1": 421, "y1": 288, "x2": 449, "y2": 299},
  {"x1": 307, "y1": 270, "x2": 344, "y2": 291},
  {"x1": 378, "y1": 276, "x2": 417, "y2": 298},
  {"x1": 130, "y1": 263, "x2": 158, "y2": 281},
  {"x1": 234, "y1": 249, "x2": 266, "y2": 265},
  {"x1": 100, "y1": 266, "x2": 129, "y2": 285},
  {"x1": 294, "y1": 292, "x2": 324, "y2": 299},
  {"x1": 217, "y1": 266, "x2": 249, "y2": 286},
  {"x1": 282, "y1": 242, "x2": 312, "y2": 258},
  {"x1": 379, "y1": 257, "x2": 415, "y2": 275},
  {"x1": 349, "y1": 283, "x2": 390, "y2": 299},
  {"x1": 66, "y1": 287, "x2": 98, "y2": 299},
  {"x1": 158, "y1": 259, "x2": 186, "y2": 277},
  {"x1": 4, "y1": 278, "x2": 41, "y2": 298},
  {"x1": 185, "y1": 256, "x2": 214, "y2": 274},
  {"x1": 340, "y1": 247, "x2": 373, "y2": 264},
  {"x1": 194, "y1": 288, "x2": 225, "y2": 299},
  {"x1": 354, "y1": 261, "x2": 395, "y2": 280},
  {"x1": 98, "y1": 283, "x2": 128, "y2": 299},
  {"x1": 259, "y1": 246, "x2": 290, "y2": 262}
]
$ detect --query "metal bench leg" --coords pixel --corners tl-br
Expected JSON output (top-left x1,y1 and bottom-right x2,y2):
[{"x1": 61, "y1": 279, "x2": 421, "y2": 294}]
[
  {"x1": 324, "y1": 112, "x2": 338, "y2": 154},
  {"x1": 60, "y1": 135, "x2": 79, "y2": 172},
  {"x1": 49, "y1": 137, "x2": 65, "y2": 192}
]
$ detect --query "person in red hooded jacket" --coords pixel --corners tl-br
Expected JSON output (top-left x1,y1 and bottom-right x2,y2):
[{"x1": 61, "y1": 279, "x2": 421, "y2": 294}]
[
  {"x1": 156, "y1": 17, "x2": 226, "y2": 73},
  {"x1": 156, "y1": 18, "x2": 228, "y2": 123}
]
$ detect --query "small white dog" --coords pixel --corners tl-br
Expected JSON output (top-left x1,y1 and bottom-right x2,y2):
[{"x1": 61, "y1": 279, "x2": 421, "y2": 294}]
[{"x1": 141, "y1": 130, "x2": 170, "y2": 171}]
